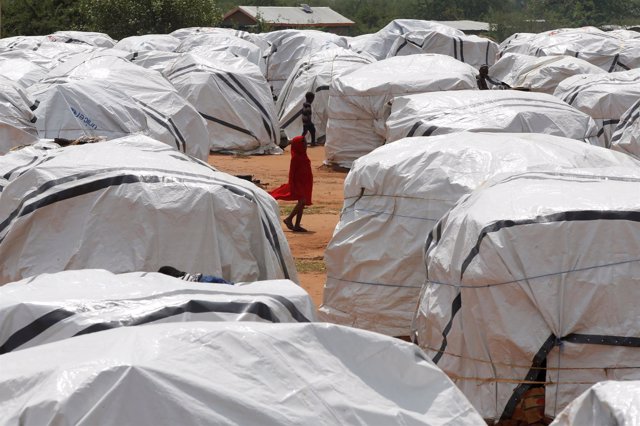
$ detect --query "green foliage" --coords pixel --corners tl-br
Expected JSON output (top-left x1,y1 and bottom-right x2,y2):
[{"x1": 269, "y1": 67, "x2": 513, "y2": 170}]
[
  {"x1": 2, "y1": 0, "x2": 83, "y2": 37},
  {"x1": 78, "y1": 0, "x2": 224, "y2": 39}
]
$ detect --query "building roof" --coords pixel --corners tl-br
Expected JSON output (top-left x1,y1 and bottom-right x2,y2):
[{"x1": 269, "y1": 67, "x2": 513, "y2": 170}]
[
  {"x1": 224, "y1": 6, "x2": 355, "y2": 27},
  {"x1": 433, "y1": 20, "x2": 490, "y2": 32}
]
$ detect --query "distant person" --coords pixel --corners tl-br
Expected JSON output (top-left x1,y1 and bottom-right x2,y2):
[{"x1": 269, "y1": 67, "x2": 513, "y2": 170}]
[
  {"x1": 477, "y1": 65, "x2": 489, "y2": 90},
  {"x1": 301, "y1": 91, "x2": 317, "y2": 146},
  {"x1": 269, "y1": 135, "x2": 313, "y2": 232}
]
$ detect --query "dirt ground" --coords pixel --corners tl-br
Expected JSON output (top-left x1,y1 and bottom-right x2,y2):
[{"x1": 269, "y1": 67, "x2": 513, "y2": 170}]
[{"x1": 208, "y1": 145, "x2": 345, "y2": 307}]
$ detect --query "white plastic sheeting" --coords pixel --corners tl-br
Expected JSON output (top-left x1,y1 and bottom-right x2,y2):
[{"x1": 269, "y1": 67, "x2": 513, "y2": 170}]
[
  {"x1": 0, "y1": 35, "x2": 47, "y2": 51},
  {"x1": 0, "y1": 321, "x2": 485, "y2": 426},
  {"x1": 32, "y1": 54, "x2": 210, "y2": 160},
  {"x1": 0, "y1": 269, "x2": 315, "y2": 353},
  {"x1": 500, "y1": 27, "x2": 640, "y2": 72},
  {"x1": 0, "y1": 56, "x2": 48, "y2": 88},
  {"x1": 554, "y1": 69, "x2": 640, "y2": 148},
  {"x1": 46, "y1": 31, "x2": 116, "y2": 48},
  {"x1": 611, "y1": 99, "x2": 640, "y2": 159},
  {"x1": 489, "y1": 53, "x2": 605, "y2": 94},
  {"x1": 276, "y1": 47, "x2": 375, "y2": 143},
  {"x1": 114, "y1": 34, "x2": 181, "y2": 52},
  {"x1": 263, "y1": 29, "x2": 349, "y2": 98},
  {"x1": 163, "y1": 53, "x2": 281, "y2": 154},
  {"x1": 350, "y1": 19, "x2": 463, "y2": 60},
  {"x1": 324, "y1": 54, "x2": 478, "y2": 168},
  {"x1": 550, "y1": 381, "x2": 640, "y2": 426},
  {"x1": 386, "y1": 30, "x2": 499, "y2": 68},
  {"x1": 171, "y1": 27, "x2": 271, "y2": 52},
  {"x1": 176, "y1": 33, "x2": 266, "y2": 75},
  {"x1": 0, "y1": 77, "x2": 39, "y2": 154},
  {"x1": 321, "y1": 133, "x2": 640, "y2": 337},
  {"x1": 414, "y1": 170, "x2": 640, "y2": 420},
  {"x1": 386, "y1": 90, "x2": 601, "y2": 144},
  {"x1": 0, "y1": 135, "x2": 297, "y2": 285},
  {"x1": 129, "y1": 50, "x2": 181, "y2": 72}
]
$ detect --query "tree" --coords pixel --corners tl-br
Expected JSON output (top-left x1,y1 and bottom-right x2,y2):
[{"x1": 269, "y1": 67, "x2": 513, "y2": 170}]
[
  {"x1": 2, "y1": 0, "x2": 83, "y2": 37},
  {"x1": 79, "y1": 0, "x2": 223, "y2": 39}
]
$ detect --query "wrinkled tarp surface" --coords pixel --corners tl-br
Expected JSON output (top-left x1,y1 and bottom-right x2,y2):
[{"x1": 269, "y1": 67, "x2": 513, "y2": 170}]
[
  {"x1": 0, "y1": 136, "x2": 297, "y2": 285},
  {"x1": 414, "y1": 170, "x2": 640, "y2": 420},
  {"x1": 550, "y1": 381, "x2": 640, "y2": 426},
  {"x1": 0, "y1": 321, "x2": 485, "y2": 426},
  {"x1": 489, "y1": 53, "x2": 605, "y2": 93},
  {"x1": 324, "y1": 54, "x2": 478, "y2": 168},
  {"x1": 0, "y1": 269, "x2": 315, "y2": 353},
  {"x1": 386, "y1": 90, "x2": 601, "y2": 144},
  {"x1": 163, "y1": 53, "x2": 281, "y2": 154},
  {"x1": 611, "y1": 98, "x2": 640, "y2": 160},
  {"x1": 321, "y1": 133, "x2": 640, "y2": 337},
  {"x1": 554, "y1": 69, "x2": 640, "y2": 148},
  {"x1": 0, "y1": 77, "x2": 39, "y2": 154}
]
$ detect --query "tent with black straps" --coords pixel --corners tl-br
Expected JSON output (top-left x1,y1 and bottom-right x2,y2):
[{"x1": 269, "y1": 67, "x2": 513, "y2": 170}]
[
  {"x1": 320, "y1": 133, "x2": 640, "y2": 337},
  {"x1": 163, "y1": 52, "x2": 281, "y2": 154},
  {"x1": 550, "y1": 381, "x2": 640, "y2": 425},
  {"x1": 488, "y1": 53, "x2": 605, "y2": 94},
  {"x1": 0, "y1": 76, "x2": 39, "y2": 154},
  {"x1": 30, "y1": 53, "x2": 210, "y2": 160},
  {"x1": 385, "y1": 90, "x2": 601, "y2": 144},
  {"x1": 0, "y1": 269, "x2": 315, "y2": 353},
  {"x1": 611, "y1": 98, "x2": 640, "y2": 159},
  {"x1": 324, "y1": 54, "x2": 478, "y2": 168},
  {"x1": 350, "y1": 19, "x2": 464, "y2": 60},
  {"x1": 176, "y1": 33, "x2": 266, "y2": 75},
  {"x1": 0, "y1": 135, "x2": 296, "y2": 285},
  {"x1": 129, "y1": 50, "x2": 181, "y2": 72},
  {"x1": 500, "y1": 27, "x2": 640, "y2": 72},
  {"x1": 46, "y1": 31, "x2": 116, "y2": 48},
  {"x1": 414, "y1": 169, "x2": 640, "y2": 420},
  {"x1": 554, "y1": 69, "x2": 640, "y2": 148},
  {"x1": 385, "y1": 29, "x2": 498, "y2": 68},
  {"x1": 276, "y1": 47, "x2": 375, "y2": 144},
  {"x1": 262, "y1": 29, "x2": 349, "y2": 98},
  {"x1": 0, "y1": 321, "x2": 485, "y2": 425}
]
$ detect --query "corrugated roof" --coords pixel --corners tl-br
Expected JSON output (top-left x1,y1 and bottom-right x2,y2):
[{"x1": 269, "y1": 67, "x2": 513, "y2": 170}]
[
  {"x1": 433, "y1": 20, "x2": 490, "y2": 32},
  {"x1": 227, "y1": 6, "x2": 355, "y2": 26}
]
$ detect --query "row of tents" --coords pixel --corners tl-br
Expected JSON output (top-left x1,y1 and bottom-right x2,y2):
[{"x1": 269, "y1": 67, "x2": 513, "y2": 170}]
[{"x1": 2, "y1": 19, "x2": 640, "y2": 423}]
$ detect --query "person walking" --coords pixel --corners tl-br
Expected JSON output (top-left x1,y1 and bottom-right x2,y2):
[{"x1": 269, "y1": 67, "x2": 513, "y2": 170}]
[
  {"x1": 269, "y1": 135, "x2": 313, "y2": 232},
  {"x1": 301, "y1": 92, "x2": 317, "y2": 146}
]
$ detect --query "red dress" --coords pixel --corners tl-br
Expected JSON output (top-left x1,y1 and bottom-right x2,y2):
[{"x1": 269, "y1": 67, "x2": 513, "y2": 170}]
[{"x1": 270, "y1": 136, "x2": 313, "y2": 205}]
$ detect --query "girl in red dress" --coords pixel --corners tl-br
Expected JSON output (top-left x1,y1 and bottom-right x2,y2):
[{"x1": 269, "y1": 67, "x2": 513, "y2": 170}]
[{"x1": 269, "y1": 136, "x2": 313, "y2": 232}]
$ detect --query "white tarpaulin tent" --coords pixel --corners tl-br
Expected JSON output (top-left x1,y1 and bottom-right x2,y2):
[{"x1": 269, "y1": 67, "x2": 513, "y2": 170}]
[
  {"x1": 0, "y1": 141, "x2": 58, "y2": 193},
  {"x1": 386, "y1": 30, "x2": 499, "y2": 68},
  {"x1": 324, "y1": 54, "x2": 478, "y2": 168},
  {"x1": 276, "y1": 47, "x2": 375, "y2": 143},
  {"x1": 46, "y1": 31, "x2": 116, "y2": 48},
  {"x1": 350, "y1": 19, "x2": 463, "y2": 60},
  {"x1": 163, "y1": 53, "x2": 281, "y2": 154},
  {"x1": 488, "y1": 53, "x2": 605, "y2": 93},
  {"x1": 176, "y1": 33, "x2": 266, "y2": 75},
  {"x1": 0, "y1": 56, "x2": 48, "y2": 88},
  {"x1": 0, "y1": 77, "x2": 39, "y2": 154},
  {"x1": 171, "y1": 27, "x2": 271, "y2": 52},
  {"x1": 0, "y1": 321, "x2": 485, "y2": 425},
  {"x1": 550, "y1": 381, "x2": 640, "y2": 426},
  {"x1": 129, "y1": 50, "x2": 181, "y2": 72},
  {"x1": 554, "y1": 69, "x2": 640, "y2": 148},
  {"x1": 500, "y1": 27, "x2": 640, "y2": 72},
  {"x1": 0, "y1": 35, "x2": 47, "y2": 51},
  {"x1": 414, "y1": 170, "x2": 640, "y2": 420},
  {"x1": 263, "y1": 29, "x2": 349, "y2": 98},
  {"x1": 0, "y1": 136, "x2": 297, "y2": 285},
  {"x1": 114, "y1": 34, "x2": 181, "y2": 52},
  {"x1": 321, "y1": 133, "x2": 640, "y2": 337},
  {"x1": 32, "y1": 53, "x2": 210, "y2": 160},
  {"x1": 0, "y1": 269, "x2": 315, "y2": 353},
  {"x1": 611, "y1": 99, "x2": 640, "y2": 159},
  {"x1": 385, "y1": 90, "x2": 601, "y2": 144}
]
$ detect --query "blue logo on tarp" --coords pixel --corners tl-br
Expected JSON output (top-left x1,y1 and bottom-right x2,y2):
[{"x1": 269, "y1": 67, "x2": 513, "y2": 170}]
[{"x1": 70, "y1": 106, "x2": 98, "y2": 130}]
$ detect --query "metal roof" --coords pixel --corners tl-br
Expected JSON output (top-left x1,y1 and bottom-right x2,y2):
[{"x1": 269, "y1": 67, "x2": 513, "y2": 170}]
[
  {"x1": 224, "y1": 6, "x2": 355, "y2": 26},
  {"x1": 433, "y1": 20, "x2": 490, "y2": 32}
]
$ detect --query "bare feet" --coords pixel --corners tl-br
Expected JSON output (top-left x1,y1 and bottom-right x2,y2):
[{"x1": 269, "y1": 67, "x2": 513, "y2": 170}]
[{"x1": 283, "y1": 218, "x2": 295, "y2": 231}]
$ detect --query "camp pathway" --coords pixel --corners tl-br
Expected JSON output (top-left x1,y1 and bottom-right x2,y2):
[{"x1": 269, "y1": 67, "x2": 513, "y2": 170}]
[{"x1": 209, "y1": 145, "x2": 345, "y2": 307}]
